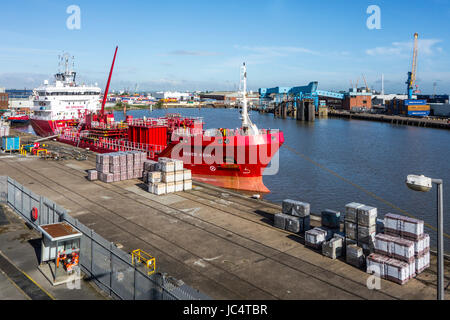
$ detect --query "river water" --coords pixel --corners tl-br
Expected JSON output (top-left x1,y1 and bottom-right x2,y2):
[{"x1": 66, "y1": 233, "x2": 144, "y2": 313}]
[{"x1": 16, "y1": 107, "x2": 450, "y2": 250}]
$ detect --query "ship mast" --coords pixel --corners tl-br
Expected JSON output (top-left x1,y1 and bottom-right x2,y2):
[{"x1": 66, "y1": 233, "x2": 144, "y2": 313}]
[
  {"x1": 100, "y1": 46, "x2": 118, "y2": 122},
  {"x1": 240, "y1": 63, "x2": 258, "y2": 135}
]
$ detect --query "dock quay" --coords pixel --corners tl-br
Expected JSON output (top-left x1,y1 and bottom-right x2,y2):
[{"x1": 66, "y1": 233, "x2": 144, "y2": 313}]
[
  {"x1": 1, "y1": 129, "x2": 449, "y2": 300},
  {"x1": 328, "y1": 110, "x2": 450, "y2": 130}
]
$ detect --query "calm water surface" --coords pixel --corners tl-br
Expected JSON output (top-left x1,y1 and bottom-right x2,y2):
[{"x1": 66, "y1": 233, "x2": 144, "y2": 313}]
[{"x1": 17, "y1": 108, "x2": 450, "y2": 249}]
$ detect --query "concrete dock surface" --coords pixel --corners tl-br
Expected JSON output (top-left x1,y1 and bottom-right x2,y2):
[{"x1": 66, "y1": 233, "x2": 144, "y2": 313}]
[
  {"x1": 0, "y1": 203, "x2": 107, "y2": 300},
  {"x1": 0, "y1": 133, "x2": 449, "y2": 300}
]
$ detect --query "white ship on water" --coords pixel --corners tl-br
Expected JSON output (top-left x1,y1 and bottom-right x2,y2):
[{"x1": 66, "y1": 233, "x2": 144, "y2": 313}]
[{"x1": 31, "y1": 53, "x2": 102, "y2": 136}]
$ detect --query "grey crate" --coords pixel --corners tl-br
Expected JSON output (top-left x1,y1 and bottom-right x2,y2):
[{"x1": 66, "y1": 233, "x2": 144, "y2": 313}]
[
  {"x1": 285, "y1": 216, "x2": 301, "y2": 233},
  {"x1": 282, "y1": 199, "x2": 310, "y2": 217},
  {"x1": 322, "y1": 237, "x2": 343, "y2": 259},
  {"x1": 357, "y1": 205, "x2": 377, "y2": 227},
  {"x1": 345, "y1": 202, "x2": 364, "y2": 223},
  {"x1": 274, "y1": 213, "x2": 287, "y2": 230}
]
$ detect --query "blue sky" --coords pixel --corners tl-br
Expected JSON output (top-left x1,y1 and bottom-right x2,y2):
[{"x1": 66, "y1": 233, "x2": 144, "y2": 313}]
[{"x1": 1, "y1": 0, "x2": 449, "y2": 93}]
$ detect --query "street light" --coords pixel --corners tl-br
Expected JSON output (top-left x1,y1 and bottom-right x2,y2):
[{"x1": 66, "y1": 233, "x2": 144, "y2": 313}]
[{"x1": 406, "y1": 174, "x2": 444, "y2": 300}]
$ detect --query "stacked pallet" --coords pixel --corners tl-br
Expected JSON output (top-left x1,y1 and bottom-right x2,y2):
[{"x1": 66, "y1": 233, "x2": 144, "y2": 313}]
[
  {"x1": 322, "y1": 237, "x2": 343, "y2": 259},
  {"x1": 385, "y1": 213, "x2": 430, "y2": 274},
  {"x1": 344, "y1": 203, "x2": 377, "y2": 254},
  {"x1": 366, "y1": 253, "x2": 415, "y2": 285},
  {"x1": 305, "y1": 227, "x2": 334, "y2": 249},
  {"x1": 274, "y1": 199, "x2": 310, "y2": 234},
  {"x1": 88, "y1": 151, "x2": 146, "y2": 183},
  {"x1": 144, "y1": 157, "x2": 192, "y2": 195},
  {"x1": 367, "y1": 213, "x2": 430, "y2": 284},
  {"x1": 321, "y1": 209, "x2": 341, "y2": 234},
  {"x1": 346, "y1": 244, "x2": 365, "y2": 268}
]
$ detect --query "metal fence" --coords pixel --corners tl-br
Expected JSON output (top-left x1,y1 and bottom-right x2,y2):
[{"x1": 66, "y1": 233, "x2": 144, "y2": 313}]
[{"x1": 0, "y1": 175, "x2": 210, "y2": 300}]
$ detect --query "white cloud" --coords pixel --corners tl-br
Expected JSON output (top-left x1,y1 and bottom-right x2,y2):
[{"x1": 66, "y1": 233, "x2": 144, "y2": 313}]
[
  {"x1": 165, "y1": 50, "x2": 220, "y2": 56},
  {"x1": 235, "y1": 45, "x2": 320, "y2": 57},
  {"x1": 366, "y1": 38, "x2": 443, "y2": 56}
]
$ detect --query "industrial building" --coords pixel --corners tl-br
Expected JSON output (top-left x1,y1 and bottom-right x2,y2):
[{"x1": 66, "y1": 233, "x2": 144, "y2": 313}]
[
  {"x1": 153, "y1": 91, "x2": 193, "y2": 101},
  {"x1": 199, "y1": 91, "x2": 259, "y2": 105},
  {"x1": 0, "y1": 88, "x2": 8, "y2": 109},
  {"x1": 342, "y1": 88, "x2": 372, "y2": 111},
  {"x1": 5, "y1": 89, "x2": 33, "y2": 111}
]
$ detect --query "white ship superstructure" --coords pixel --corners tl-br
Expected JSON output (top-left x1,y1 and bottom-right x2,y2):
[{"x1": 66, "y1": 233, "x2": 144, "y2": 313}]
[{"x1": 32, "y1": 53, "x2": 101, "y2": 122}]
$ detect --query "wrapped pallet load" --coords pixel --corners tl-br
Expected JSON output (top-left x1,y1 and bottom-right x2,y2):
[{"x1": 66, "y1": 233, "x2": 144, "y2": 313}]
[
  {"x1": 276, "y1": 199, "x2": 311, "y2": 233},
  {"x1": 305, "y1": 227, "x2": 328, "y2": 249},
  {"x1": 282, "y1": 199, "x2": 310, "y2": 217},
  {"x1": 357, "y1": 205, "x2": 377, "y2": 227},
  {"x1": 148, "y1": 182, "x2": 166, "y2": 195},
  {"x1": 183, "y1": 179, "x2": 192, "y2": 191},
  {"x1": 159, "y1": 158, "x2": 175, "y2": 173},
  {"x1": 346, "y1": 244, "x2": 364, "y2": 268},
  {"x1": 344, "y1": 202, "x2": 364, "y2": 223},
  {"x1": 345, "y1": 221, "x2": 357, "y2": 240},
  {"x1": 413, "y1": 234, "x2": 430, "y2": 257},
  {"x1": 87, "y1": 170, "x2": 98, "y2": 181},
  {"x1": 321, "y1": 209, "x2": 341, "y2": 229},
  {"x1": 274, "y1": 213, "x2": 287, "y2": 230},
  {"x1": 322, "y1": 237, "x2": 343, "y2": 259},
  {"x1": 384, "y1": 213, "x2": 424, "y2": 240},
  {"x1": 366, "y1": 253, "x2": 414, "y2": 285},
  {"x1": 415, "y1": 252, "x2": 430, "y2": 274},
  {"x1": 374, "y1": 234, "x2": 415, "y2": 263}
]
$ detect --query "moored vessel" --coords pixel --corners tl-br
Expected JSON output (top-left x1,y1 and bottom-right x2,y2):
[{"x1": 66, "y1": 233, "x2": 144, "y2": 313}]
[{"x1": 31, "y1": 48, "x2": 284, "y2": 192}]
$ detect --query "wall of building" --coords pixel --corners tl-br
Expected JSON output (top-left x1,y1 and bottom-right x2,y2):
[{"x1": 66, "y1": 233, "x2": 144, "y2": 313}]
[
  {"x1": 8, "y1": 97, "x2": 33, "y2": 110},
  {"x1": 343, "y1": 95, "x2": 372, "y2": 110},
  {"x1": 0, "y1": 93, "x2": 8, "y2": 109}
]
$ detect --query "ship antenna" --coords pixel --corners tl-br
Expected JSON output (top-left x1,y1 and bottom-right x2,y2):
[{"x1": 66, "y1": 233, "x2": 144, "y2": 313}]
[
  {"x1": 240, "y1": 63, "x2": 258, "y2": 135},
  {"x1": 100, "y1": 46, "x2": 118, "y2": 121}
]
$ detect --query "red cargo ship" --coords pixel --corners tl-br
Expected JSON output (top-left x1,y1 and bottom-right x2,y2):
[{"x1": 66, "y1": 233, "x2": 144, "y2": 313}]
[{"x1": 31, "y1": 48, "x2": 284, "y2": 192}]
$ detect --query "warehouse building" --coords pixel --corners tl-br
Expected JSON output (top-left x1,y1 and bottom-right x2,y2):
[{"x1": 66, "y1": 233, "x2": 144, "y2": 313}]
[
  {"x1": 342, "y1": 88, "x2": 372, "y2": 111},
  {"x1": 0, "y1": 88, "x2": 8, "y2": 109}
]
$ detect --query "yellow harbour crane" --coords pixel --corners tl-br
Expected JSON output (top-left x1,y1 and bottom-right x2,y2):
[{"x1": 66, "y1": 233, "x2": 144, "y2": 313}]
[{"x1": 406, "y1": 33, "x2": 419, "y2": 99}]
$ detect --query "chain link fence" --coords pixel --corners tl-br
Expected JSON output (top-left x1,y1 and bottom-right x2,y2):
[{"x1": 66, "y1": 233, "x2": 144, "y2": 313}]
[{"x1": 0, "y1": 175, "x2": 210, "y2": 300}]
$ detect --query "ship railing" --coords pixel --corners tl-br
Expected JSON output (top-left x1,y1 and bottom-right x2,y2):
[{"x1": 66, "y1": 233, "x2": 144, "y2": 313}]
[
  {"x1": 59, "y1": 129, "x2": 166, "y2": 158},
  {"x1": 89, "y1": 121, "x2": 129, "y2": 130},
  {"x1": 171, "y1": 127, "x2": 278, "y2": 139},
  {"x1": 97, "y1": 137, "x2": 166, "y2": 158},
  {"x1": 129, "y1": 118, "x2": 168, "y2": 127},
  {"x1": 171, "y1": 127, "x2": 204, "y2": 138}
]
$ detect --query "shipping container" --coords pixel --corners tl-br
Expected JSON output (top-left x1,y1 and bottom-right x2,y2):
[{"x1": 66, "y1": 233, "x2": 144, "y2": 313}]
[
  {"x1": 404, "y1": 99, "x2": 427, "y2": 106},
  {"x1": 1, "y1": 136, "x2": 20, "y2": 151}
]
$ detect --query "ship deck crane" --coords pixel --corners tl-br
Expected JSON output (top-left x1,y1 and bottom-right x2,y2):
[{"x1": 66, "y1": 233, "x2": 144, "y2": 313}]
[{"x1": 406, "y1": 33, "x2": 419, "y2": 99}]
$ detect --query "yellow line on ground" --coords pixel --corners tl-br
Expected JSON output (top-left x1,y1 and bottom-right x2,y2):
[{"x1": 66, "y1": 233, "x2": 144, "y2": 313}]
[
  {"x1": 0, "y1": 268, "x2": 31, "y2": 300},
  {"x1": 0, "y1": 251, "x2": 55, "y2": 300},
  {"x1": 284, "y1": 144, "x2": 450, "y2": 239}
]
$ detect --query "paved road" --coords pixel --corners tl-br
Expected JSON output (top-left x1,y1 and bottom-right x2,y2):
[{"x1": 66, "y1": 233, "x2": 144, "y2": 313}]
[{"x1": 0, "y1": 153, "x2": 448, "y2": 300}]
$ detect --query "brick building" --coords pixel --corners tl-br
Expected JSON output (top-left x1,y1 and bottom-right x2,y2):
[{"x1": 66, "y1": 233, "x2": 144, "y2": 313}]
[
  {"x1": 343, "y1": 88, "x2": 372, "y2": 110},
  {"x1": 0, "y1": 91, "x2": 8, "y2": 109}
]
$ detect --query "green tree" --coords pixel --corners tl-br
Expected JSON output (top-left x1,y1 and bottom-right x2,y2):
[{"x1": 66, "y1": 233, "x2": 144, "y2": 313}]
[{"x1": 155, "y1": 101, "x2": 164, "y2": 109}]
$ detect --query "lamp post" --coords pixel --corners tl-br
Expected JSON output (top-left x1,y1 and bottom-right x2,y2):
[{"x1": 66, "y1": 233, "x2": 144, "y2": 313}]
[{"x1": 406, "y1": 174, "x2": 444, "y2": 300}]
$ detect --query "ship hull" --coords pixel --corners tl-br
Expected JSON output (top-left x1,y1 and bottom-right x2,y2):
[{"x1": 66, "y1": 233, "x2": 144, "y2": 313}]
[
  {"x1": 30, "y1": 119, "x2": 75, "y2": 137},
  {"x1": 33, "y1": 119, "x2": 284, "y2": 193}
]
